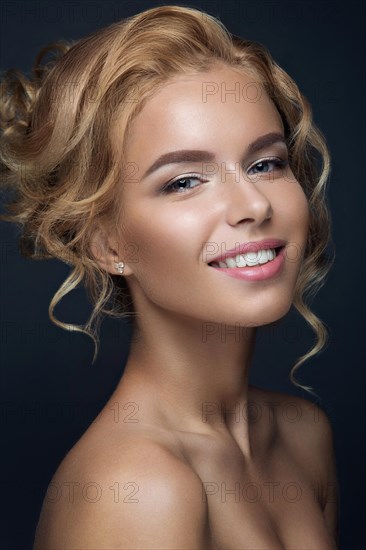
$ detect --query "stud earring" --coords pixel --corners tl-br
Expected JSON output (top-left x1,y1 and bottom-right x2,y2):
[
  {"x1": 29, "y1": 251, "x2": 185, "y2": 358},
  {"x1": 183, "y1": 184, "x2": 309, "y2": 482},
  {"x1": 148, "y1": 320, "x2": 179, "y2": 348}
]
[{"x1": 114, "y1": 261, "x2": 125, "y2": 274}]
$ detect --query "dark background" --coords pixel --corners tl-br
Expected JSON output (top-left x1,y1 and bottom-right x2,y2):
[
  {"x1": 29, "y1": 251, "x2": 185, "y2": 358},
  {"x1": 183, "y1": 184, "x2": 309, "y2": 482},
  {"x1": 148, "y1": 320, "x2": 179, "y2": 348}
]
[{"x1": 0, "y1": 1, "x2": 365, "y2": 548}]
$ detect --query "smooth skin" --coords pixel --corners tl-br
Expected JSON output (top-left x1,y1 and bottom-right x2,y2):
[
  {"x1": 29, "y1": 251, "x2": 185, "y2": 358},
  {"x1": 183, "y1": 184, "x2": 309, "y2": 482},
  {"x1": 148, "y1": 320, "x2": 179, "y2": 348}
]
[{"x1": 34, "y1": 63, "x2": 339, "y2": 549}]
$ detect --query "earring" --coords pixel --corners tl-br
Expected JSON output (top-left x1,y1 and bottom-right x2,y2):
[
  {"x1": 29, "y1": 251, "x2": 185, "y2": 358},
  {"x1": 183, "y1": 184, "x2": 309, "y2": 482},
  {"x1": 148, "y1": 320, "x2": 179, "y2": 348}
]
[{"x1": 114, "y1": 261, "x2": 125, "y2": 274}]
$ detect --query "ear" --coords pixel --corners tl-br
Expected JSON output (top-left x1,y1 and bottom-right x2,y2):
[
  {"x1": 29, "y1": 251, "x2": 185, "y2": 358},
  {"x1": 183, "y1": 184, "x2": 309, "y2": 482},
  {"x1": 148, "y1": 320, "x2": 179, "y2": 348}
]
[{"x1": 89, "y1": 225, "x2": 134, "y2": 277}]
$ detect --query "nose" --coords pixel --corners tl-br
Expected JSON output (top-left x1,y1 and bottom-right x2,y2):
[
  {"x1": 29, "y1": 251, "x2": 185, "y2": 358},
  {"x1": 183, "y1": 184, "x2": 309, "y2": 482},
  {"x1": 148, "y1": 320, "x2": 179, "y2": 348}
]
[{"x1": 221, "y1": 166, "x2": 273, "y2": 226}]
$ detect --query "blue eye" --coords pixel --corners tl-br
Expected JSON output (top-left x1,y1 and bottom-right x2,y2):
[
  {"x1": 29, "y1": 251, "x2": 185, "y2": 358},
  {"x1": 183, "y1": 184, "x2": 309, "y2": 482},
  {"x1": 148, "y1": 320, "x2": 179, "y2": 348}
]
[
  {"x1": 161, "y1": 158, "x2": 289, "y2": 194},
  {"x1": 248, "y1": 158, "x2": 288, "y2": 175},
  {"x1": 161, "y1": 174, "x2": 206, "y2": 194}
]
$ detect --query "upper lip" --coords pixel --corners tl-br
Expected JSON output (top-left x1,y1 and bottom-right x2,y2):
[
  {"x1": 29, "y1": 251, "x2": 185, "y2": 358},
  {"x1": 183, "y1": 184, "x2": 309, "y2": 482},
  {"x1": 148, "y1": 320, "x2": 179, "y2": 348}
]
[{"x1": 207, "y1": 238, "x2": 286, "y2": 264}]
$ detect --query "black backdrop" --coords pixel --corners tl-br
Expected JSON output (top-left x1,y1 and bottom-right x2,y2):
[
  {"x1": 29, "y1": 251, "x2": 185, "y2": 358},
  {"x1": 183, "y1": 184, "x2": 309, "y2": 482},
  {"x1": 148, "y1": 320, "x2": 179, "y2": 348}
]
[{"x1": 0, "y1": 1, "x2": 365, "y2": 548}]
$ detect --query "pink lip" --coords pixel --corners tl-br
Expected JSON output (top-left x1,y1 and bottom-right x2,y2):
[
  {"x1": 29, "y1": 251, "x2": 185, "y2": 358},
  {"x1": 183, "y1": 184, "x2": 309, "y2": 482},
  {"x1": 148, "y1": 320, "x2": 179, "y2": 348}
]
[
  {"x1": 209, "y1": 245, "x2": 285, "y2": 282},
  {"x1": 207, "y1": 239, "x2": 286, "y2": 264}
]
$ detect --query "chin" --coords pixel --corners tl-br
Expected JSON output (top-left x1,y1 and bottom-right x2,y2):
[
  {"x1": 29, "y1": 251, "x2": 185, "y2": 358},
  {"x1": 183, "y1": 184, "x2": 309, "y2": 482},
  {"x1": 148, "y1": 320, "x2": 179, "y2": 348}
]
[
  {"x1": 253, "y1": 303, "x2": 292, "y2": 327},
  {"x1": 224, "y1": 300, "x2": 292, "y2": 328}
]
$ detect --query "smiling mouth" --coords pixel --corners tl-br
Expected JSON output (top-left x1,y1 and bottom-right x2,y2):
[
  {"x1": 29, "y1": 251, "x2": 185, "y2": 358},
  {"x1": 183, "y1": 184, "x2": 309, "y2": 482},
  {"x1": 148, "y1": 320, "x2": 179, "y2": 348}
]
[{"x1": 208, "y1": 246, "x2": 284, "y2": 268}]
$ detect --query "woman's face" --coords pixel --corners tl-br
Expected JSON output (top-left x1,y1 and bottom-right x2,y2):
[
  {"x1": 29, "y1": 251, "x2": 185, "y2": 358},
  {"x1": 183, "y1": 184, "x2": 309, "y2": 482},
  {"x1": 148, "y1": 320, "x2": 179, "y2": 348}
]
[{"x1": 110, "y1": 63, "x2": 309, "y2": 327}]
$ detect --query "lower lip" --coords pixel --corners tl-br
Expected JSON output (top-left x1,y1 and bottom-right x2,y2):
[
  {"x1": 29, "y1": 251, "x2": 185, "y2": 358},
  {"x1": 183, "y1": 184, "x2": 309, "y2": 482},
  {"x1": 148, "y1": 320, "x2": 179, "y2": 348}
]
[{"x1": 209, "y1": 247, "x2": 285, "y2": 281}]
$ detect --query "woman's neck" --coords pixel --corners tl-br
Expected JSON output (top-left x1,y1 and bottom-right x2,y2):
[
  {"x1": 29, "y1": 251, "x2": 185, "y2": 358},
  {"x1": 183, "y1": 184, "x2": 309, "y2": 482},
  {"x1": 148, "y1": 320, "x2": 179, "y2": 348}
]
[{"x1": 115, "y1": 308, "x2": 258, "y2": 457}]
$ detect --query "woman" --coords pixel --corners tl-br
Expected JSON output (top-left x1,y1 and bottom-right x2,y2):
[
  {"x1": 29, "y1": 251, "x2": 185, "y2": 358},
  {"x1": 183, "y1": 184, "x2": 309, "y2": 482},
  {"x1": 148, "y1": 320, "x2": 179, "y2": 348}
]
[{"x1": 0, "y1": 5, "x2": 338, "y2": 549}]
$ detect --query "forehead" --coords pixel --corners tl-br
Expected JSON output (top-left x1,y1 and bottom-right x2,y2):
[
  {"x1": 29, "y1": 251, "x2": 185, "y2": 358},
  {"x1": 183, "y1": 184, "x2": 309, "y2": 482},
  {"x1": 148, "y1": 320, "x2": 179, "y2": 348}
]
[{"x1": 118, "y1": 64, "x2": 283, "y2": 160}]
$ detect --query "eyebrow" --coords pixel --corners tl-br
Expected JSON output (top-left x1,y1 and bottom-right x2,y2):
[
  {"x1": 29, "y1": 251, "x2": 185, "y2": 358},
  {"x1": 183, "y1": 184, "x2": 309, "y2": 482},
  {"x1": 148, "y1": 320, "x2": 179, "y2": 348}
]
[{"x1": 142, "y1": 132, "x2": 287, "y2": 180}]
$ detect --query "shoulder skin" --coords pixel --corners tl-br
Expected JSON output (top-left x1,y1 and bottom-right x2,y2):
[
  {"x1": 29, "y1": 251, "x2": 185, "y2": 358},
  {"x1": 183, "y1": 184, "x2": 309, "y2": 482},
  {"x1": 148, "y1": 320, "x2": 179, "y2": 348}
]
[
  {"x1": 33, "y1": 434, "x2": 209, "y2": 549},
  {"x1": 257, "y1": 387, "x2": 340, "y2": 546}
]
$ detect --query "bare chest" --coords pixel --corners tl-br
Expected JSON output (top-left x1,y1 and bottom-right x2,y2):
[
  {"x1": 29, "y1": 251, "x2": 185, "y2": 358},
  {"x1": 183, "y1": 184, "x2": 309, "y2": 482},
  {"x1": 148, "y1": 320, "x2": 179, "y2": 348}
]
[{"x1": 179, "y1": 434, "x2": 336, "y2": 550}]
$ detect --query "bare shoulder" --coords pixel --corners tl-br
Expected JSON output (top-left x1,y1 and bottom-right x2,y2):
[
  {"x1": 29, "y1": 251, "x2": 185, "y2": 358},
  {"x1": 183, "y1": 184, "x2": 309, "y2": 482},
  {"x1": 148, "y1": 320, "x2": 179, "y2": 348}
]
[
  {"x1": 249, "y1": 384, "x2": 334, "y2": 443},
  {"x1": 250, "y1": 385, "x2": 339, "y2": 545},
  {"x1": 33, "y1": 432, "x2": 208, "y2": 549}
]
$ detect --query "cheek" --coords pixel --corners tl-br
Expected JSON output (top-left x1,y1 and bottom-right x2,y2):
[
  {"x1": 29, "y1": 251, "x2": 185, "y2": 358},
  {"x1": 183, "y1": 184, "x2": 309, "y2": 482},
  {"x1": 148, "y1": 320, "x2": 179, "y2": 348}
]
[
  {"x1": 123, "y1": 205, "x2": 206, "y2": 282},
  {"x1": 280, "y1": 182, "x2": 310, "y2": 261},
  {"x1": 125, "y1": 216, "x2": 205, "y2": 311},
  {"x1": 293, "y1": 183, "x2": 310, "y2": 237},
  {"x1": 279, "y1": 180, "x2": 309, "y2": 228}
]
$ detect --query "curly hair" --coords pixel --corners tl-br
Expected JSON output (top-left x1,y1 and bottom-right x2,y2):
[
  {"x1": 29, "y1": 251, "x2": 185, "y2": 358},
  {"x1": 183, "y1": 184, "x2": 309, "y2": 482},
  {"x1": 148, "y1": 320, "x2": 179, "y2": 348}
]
[{"x1": 0, "y1": 4, "x2": 334, "y2": 395}]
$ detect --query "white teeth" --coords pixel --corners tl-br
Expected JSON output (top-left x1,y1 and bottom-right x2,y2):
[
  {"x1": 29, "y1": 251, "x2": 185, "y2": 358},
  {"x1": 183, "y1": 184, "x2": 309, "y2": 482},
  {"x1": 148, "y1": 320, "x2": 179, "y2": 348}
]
[
  {"x1": 212, "y1": 248, "x2": 278, "y2": 268},
  {"x1": 235, "y1": 254, "x2": 247, "y2": 267},
  {"x1": 258, "y1": 250, "x2": 269, "y2": 264},
  {"x1": 243, "y1": 251, "x2": 262, "y2": 266},
  {"x1": 226, "y1": 257, "x2": 237, "y2": 268}
]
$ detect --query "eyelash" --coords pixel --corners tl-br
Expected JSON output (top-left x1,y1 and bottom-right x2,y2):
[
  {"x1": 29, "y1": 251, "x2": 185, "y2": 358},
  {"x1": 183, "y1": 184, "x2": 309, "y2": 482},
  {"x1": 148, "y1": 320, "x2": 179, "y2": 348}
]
[
  {"x1": 249, "y1": 157, "x2": 289, "y2": 175},
  {"x1": 161, "y1": 157, "x2": 289, "y2": 194}
]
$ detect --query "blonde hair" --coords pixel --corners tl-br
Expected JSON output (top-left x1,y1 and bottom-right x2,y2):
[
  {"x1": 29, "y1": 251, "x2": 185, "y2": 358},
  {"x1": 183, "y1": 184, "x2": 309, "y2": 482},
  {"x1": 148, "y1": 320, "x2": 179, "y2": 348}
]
[{"x1": 0, "y1": 5, "x2": 334, "y2": 395}]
